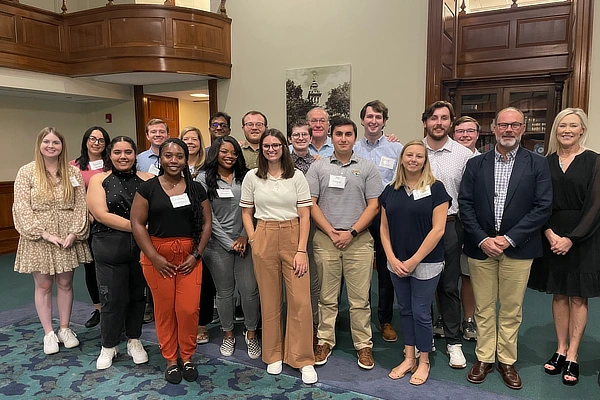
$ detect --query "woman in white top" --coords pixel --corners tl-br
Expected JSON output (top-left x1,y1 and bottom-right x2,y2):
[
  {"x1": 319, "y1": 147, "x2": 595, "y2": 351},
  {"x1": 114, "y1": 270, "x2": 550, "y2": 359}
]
[{"x1": 240, "y1": 128, "x2": 317, "y2": 384}]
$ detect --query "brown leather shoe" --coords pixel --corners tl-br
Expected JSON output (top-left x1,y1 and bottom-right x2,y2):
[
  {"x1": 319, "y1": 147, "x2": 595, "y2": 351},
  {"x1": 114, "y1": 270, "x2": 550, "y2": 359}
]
[
  {"x1": 314, "y1": 343, "x2": 332, "y2": 366},
  {"x1": 381, "y1": 323, "x2": 398, "y2": 342},
  {"x1": 467, "y1": 361, "x2": 493, "y2": 384},
  {"x1": 497, "y1": 362, "x2": 522, "y2": 390},
  {"x1": 357, "y1": 347, "x2": 374, "y2": 370}
]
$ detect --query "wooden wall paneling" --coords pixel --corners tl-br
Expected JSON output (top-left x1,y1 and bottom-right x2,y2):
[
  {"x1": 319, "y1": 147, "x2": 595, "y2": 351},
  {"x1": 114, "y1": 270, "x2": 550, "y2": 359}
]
[
  {"x1": 441, "y1": 0, "x2": 456, "y2": 80},
  {"x1": 108, "y1": 17, "x2": 166, "y2": 47},
  {"x1": 0, "y1": 182, "x2": 18, "y2": 255},
  {"x1": 0, "y1": 12, "x2": 16, "y2": 42},
  {"x1": 208, "y1": 79, "x2": 218, "y2": 116},
  {"x1": 426, "y1": 0, "x2": 457, "y2": 106},
  {"x1": 569, "y1": 0, "x2": 594, "y2": 111},
  {"x1": 68, "y1": 21, "x2": 105, "y2": 52},
  {"x1": 134, "y1": 85, "x2": 146, "y2": 150}
]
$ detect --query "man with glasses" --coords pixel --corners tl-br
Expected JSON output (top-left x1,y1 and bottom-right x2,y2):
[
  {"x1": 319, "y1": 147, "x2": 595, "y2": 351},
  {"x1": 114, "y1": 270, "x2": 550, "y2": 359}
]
[
  {"x1": 208, "y1": 112, "x2": 232, "y2": 145},
  {"x1": 353, "y1": 100, "x2": 403, "y2": 344},
  {"x1": 459, "y1": 107, "x2": 551, "y2": 389},
  {"x1": 137, "y1": 118, "x2": 169, "y2": 175},
  {"x1": 421, "y1": 101, "x2": 473, "y2": 370},
  {"x1": 307, "y1": 117, "x2": 382, "y2": 370},
  {"x1": 307, "y1": 107, "x2": 334, "y2": 157},
  {"x1": 241, "y1": 111, "x2": 268, "y2": 169},
  {"x1": 453, "y1": 116, "x2": 481, "y2": 156}
]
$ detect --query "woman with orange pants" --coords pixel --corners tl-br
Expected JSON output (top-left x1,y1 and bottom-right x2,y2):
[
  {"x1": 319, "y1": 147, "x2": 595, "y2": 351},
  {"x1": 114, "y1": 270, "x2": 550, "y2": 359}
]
[{"x1": 131, "y1": 138, "x2": 212, "y2": 384}]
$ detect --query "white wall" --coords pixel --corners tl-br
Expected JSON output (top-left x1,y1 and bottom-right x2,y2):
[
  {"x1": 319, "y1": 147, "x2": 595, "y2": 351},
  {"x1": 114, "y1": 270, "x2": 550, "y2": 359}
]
[
  {"x1": 585, "y1": 2, "x2": 600, "y2": 153},
  {"x1": 179, "y1": 99, "x2": 210, "y2": 146},
  {"x1": 217, "y1": 0, "x2": 429, "y2": 143}
]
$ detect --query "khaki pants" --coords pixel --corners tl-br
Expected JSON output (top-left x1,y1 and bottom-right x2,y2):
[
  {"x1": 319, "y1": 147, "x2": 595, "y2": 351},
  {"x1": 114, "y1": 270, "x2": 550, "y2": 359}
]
[
  {"x1": 252, "y1": 219, "x2": 314, "y2": 368},
  {"x1": 313, "y1": 229, "x2": 374, "y2": 350},
  {"x1": 468, "y1": 255, "x2": 532, "y2": 365}
]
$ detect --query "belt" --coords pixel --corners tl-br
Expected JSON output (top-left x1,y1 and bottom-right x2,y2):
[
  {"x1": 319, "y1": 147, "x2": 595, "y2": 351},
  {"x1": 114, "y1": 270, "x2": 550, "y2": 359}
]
[{"x1": 446, "y1": 214, "x2": 457, "y2": 222}]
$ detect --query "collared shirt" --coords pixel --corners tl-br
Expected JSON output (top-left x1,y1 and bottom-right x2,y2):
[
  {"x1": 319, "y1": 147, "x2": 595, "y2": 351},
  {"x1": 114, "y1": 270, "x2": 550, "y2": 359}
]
[
  {"x1": 493, "y1": 146, "x2": 519, "y2": 232},
  {"x1": 354, "y1": 135, "x2": 403, "y2": 187},
  {"x1": 242, "y1": 144, "x2": 260, "y2": 170},
  {"x1": 136, "y1": 149, "x2": 159, "y2": 173},
  {"x1": 306, "y1": 152, "x2": 382, "y2": 229},
  {"x1": 291, "y1": 151, "x2": 316, "y2": 175},
  {"x1": 308, "y1": 137, "x2": 334, "y2": 157},
  {"x1": 423, "y1": 137, "x2": 473, "y2": 215}
]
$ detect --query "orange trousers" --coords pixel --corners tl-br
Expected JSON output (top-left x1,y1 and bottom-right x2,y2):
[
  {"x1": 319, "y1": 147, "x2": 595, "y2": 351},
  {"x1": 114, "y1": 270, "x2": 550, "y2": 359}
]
[{"x1": 141, "y1": 236, "x2": 201, "y2": 361}]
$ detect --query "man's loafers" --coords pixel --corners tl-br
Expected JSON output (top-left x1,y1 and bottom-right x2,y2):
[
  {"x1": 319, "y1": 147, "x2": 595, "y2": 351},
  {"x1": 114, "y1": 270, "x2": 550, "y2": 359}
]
[
  {"x1": 467, "y1": 361, "x2": 493, "y2": 384},
  {"x1": 497, "y1": 362, "x2": 522, "y2": 390}
]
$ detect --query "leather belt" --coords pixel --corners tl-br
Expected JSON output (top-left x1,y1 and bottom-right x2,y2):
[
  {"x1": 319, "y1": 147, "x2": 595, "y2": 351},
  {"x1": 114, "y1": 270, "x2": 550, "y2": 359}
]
[{"x1": 446, "y1": 214, "x2": 457, "y2": 222}]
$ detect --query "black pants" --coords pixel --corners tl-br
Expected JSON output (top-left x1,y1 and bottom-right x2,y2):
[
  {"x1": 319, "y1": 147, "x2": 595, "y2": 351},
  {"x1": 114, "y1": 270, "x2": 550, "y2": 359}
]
[
  {"x1": 93, "y1": 230, "x2": 147, "y2": 348},
  {"x1": 199, "y1": 263, "x2": 216, "y2": 326},
  {"x1": 369, "y1": 213, "x2": 395, "y2": 325},
  {"x1": 436, "y1": 220, "x2": 463, "y2": 345},
  {"x1": 84, "y1": 236, "x2": 100, "y2": 304}
]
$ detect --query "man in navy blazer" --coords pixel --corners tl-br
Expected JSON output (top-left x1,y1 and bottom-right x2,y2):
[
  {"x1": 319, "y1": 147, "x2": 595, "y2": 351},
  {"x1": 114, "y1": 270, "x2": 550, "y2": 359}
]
[{"x1": 459, "y1": 107, "x2": 552, "y2": 390}]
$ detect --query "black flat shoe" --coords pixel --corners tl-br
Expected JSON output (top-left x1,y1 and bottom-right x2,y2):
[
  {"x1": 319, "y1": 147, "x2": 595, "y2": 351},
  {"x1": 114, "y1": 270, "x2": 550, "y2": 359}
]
[
  {"x1": 85, "y1": 310, "x2": 100, "y2": 328},
  {"x1": 544, "y1": 352, "x2": 566, "y2": 375},
  {"x1": 165, "y1": 365, "x2": 182, "y2": 384},
  {"x1": 562, "y1": 361, "x2": 579, "y2": 386},
  {"x1": 178, "y1": 360, "x2": 199, "y2": 382}
]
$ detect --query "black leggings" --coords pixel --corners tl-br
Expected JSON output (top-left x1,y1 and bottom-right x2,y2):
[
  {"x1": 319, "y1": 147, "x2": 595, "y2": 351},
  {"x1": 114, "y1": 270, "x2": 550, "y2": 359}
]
[{"x1": 85, "y1": 236, "x2": 100, "y2": 304}]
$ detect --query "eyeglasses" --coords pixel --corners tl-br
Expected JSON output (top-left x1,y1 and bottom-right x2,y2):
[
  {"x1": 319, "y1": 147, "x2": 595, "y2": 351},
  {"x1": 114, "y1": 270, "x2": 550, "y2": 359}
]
[
  {"x1": 211, "y1": 122, "x2": 229, "y2": 129},
  {"x1": 244, "y1": 122, "x2": 265, "y2": 128},
  {"x1": 262, "y1": 143, "x2": 282, "y2": 150},
  {"x1": 309, "y1": 118, "x2": 328, "y2": 124},
  {"x1": 291, "y1": 132, "x2": 310, "y2": 139},
  {"x1": 454, "y1": 129, "x2": 478, "y2": 135},
  {"x1": 219, "y1": 149, "x2": 238, "y2": 157},
  {"x1": 496, "y1": 122, "x2": 523, "y2": 130},
  {"x1": 88, "y1": 137, "x2": 106, "y2": 144}
]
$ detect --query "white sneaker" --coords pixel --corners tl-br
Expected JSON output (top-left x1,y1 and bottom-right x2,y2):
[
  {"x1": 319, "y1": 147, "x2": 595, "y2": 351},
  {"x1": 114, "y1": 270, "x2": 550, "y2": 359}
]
[
  {"x1": 127, "y1": 339, "x2": 148, "y2": 364},
  {"x1": 96, "y1": 346, "x2": 118, "y2": 370},
  {"x1": 300, "y1": 365, "x2": 318, "y2": 384},
  {"x1": 43, "y1": 331, "x2": 59, "y2": 355},
  {"x1": 57, "y1": 328, "x2": 79, "y2": 349},
  {"x1": 267, "y1": 360, "x2": 283, "y2": 375},
  {"x1": 447, "y1": 343, "x2": 467, "y2": 369}
]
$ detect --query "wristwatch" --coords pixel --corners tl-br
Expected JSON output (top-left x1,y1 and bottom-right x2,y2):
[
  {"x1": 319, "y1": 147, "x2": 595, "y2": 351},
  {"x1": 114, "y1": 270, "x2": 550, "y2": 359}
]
[
  {"x1": 191, "y1": 252, "x2": 202, "y2": 260},
  {"x1": 350, "y1": 228, "x2": 358, "y2": 237}
]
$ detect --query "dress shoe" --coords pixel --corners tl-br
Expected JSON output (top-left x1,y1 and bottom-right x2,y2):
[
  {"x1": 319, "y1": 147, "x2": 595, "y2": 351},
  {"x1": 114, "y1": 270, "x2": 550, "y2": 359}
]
[
  {"x1": 497, "y1": 362, "x2": 522, "y2": 390},
  {"x1": 467, "y1": 361, "x2": 493, "y2": 384},
  {"x1": 562, "y1": 361, "x2": 579, "y2": 386},
  {"x1": 544, "y1": 352, "x2": 566, "y2": 375},
  {"x1": 380, "y1": 323, "x2": 397, "y2": 342}
]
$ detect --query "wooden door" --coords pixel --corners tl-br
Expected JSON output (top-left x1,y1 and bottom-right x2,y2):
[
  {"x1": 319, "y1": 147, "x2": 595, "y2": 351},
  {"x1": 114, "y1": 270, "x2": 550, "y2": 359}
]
[{"x1": 137, "y1": 94, "x2": 179, "y2": 151}]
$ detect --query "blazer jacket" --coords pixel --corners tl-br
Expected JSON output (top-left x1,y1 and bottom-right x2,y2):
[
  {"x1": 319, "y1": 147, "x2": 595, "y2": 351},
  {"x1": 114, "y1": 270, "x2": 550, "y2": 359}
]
[{"x1": 459, "y1": 146, "x2": 552, "y2": 260}]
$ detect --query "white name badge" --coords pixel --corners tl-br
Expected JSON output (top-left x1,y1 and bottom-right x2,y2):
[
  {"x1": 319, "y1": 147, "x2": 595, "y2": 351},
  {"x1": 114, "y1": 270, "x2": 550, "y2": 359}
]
[
  {"x1": 413, "y1": 185, "x2": 431, "y2": 200},
  {"x1": 379, "y1": 156, "x2": 396, "y2": 170},
  {"x1": 70, "y1": 176, "x2": 80, "y2": 187},
  {"x1": 170, "y1": 193, "x2": 191, "y2": 208},
  {"x1": 148, "y1": 164, "x2": 160, "y2": 176},
  {"x1": 328, "y1": 175, "x2": 346, "y2": 189},
  {"x1": 89, "y1": 159, "x2": 104, "y2": 170},
  {"x1": 217, "y1": 188, "x2": 234, "y2": 198}
]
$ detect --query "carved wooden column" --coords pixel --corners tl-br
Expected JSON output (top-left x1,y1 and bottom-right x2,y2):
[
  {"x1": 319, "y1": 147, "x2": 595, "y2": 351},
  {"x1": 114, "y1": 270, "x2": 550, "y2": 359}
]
[
  {"x1": 219, "y1": 0, "x2": 227, "y2": 16},
  {"x1": 61, "y1": 0, "x2": 68, "y2": 13}
]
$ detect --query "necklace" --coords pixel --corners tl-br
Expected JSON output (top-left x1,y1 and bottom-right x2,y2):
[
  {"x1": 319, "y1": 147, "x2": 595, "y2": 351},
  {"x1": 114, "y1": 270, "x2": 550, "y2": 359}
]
[
  {"x1": 164, "y1": 178, "x2": 181, "y2": 189},
  {"x1": 558, "y1": 147, "x2": 581, "y2": 169}
]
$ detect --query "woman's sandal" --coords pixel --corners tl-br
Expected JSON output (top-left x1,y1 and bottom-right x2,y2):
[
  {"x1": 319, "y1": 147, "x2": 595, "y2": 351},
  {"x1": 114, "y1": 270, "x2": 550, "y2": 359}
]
[
  {"x1": 196, "y1": 326, "x2": 209, "y2": 344},
  {"x1": 410, "y1": 359, "x2": 430, "y2": 386},
  {"x1": 562, "y1": 361, "x2": 579, "y2": 386},
  {"x1": 389, "y1": 357, "x2": 417, "y2": 380},
  {"x1": 544, "y1": 352, "x2": 566, "y2": 375}
]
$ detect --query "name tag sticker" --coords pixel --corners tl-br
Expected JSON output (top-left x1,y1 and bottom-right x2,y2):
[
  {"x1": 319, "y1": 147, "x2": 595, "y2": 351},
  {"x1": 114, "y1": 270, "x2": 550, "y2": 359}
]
[
  {"x1": 217, "y1": 188, "x2": 234, "y2": 198},
  {"x1": 379, "y1": 156, "x2": 395, "y2": 170},
  {"x1": 89, "y1": 159, "x2": 104, "y2": 170},
  {"x1": 148, "y1": 164, "x2": 160, "y2": 176},
  {"x1": 413, "y1": 185, "x2": 432, "y2": 200},
  {"x1": 70, "y1": 176, "x2": 80, "y2": 187},
  {"x1": 170, "y1": 193, "x2": 191, "y2": 208},
  {"x1": 328, "y1": 175, "x2": 346, "y2": 189}
]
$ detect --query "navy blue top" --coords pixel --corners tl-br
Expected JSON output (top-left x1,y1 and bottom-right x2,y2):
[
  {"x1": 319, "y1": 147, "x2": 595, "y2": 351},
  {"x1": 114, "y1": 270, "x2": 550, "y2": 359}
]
[{"x1": 380, "y1": 180, "x2": 451, "y2": 263}]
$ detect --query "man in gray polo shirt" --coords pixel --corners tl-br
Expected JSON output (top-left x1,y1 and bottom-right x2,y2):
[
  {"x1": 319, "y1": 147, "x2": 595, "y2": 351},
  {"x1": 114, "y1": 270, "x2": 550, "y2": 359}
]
[{"x1": 307, "y1": 117, "x2": 382, "y2": 371}]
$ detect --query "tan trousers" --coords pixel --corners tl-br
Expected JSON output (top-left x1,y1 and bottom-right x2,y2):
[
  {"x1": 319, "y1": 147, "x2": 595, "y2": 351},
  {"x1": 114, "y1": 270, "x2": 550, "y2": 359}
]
[
  {"x1": 252, "y1": 219, "x2": 314, "y2": 368},
  {"x1": 468, "y1": 255, "x2": 532, "y2": 365},
  {"x1": 313, "y1": 229, "x2": 374, "y2": 350}
]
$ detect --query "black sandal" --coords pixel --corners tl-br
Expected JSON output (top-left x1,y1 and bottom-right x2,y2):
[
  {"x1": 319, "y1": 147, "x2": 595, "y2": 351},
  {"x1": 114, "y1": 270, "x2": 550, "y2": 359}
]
[
  {"x1": 562, "y1": 361, "x2": 579, "y2": 386},
  {"x1": 544, "y1": 352, "x2": 566, "y2": 375}
]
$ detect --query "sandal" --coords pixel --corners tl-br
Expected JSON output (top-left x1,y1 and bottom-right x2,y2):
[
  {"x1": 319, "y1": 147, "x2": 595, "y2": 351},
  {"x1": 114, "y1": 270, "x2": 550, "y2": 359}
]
[
  {"x1": 196, "y1": 326, "x2": 209, "y2": 344},
  {"x1": 544, "y1": 352, "x2": 566, "y2": 375},
  {"x1": 410, "y1": 359, "x2": 430, "y2": 386},
  {"x1": 562, "y1": 361, "x2": 579, "y2": 386},
  {"x1": 389, "y1": 357, "x2": 417, "y2": 380}
]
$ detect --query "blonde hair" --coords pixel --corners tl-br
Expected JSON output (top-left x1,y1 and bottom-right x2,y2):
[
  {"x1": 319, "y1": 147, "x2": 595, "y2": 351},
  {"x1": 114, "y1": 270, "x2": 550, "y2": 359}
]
[
  {"x1": 546, "y1": 108, "x2": 588, "y2": 155},
  {"x1": 34, "y1": 127, "x2": 74, "y2": 202},
  {"x1": 179, "y1": 126, "x2": 206, "y2": 177},
  {"x1": 391, "y1": 140, "x2": 436, "y2": 191}
]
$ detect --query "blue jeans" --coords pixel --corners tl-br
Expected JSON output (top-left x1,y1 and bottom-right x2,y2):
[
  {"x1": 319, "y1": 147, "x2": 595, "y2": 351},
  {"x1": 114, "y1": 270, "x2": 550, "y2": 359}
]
[{"x1": 391, "y1": 272, "x2": 441, "y2": 352}]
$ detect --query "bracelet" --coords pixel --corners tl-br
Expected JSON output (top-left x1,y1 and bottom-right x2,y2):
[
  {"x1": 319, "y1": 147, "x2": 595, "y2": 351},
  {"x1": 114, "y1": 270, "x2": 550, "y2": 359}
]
[{"x1": 297, "y1": 250, "x2": 307, "y2": 253}]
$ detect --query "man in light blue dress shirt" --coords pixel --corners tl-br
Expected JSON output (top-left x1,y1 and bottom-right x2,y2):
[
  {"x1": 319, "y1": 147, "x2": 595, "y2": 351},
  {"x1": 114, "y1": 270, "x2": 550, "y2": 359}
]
[
  {"x1": 353, "y1": 100, "x2": 403, "y2": 344},
  {"x1": 136, "y1": 118, "x2": 168, "y2": 174},
  {"x1": 307, "y1": 107, "x2": 334, "y2": 157}
]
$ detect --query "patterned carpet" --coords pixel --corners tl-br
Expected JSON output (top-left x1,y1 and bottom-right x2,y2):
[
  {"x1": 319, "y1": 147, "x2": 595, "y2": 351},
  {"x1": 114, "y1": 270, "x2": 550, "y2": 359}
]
[{"x1": 0, "y1": 317, "x2": 376, "y2": 399}]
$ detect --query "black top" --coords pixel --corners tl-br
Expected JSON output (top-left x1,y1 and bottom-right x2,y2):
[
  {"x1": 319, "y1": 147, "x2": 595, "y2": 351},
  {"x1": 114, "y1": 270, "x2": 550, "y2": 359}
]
[
  {"x1": 136, "y1": 176, "x2": 208, "y2": 238},
  {"x1": 379, "y1": 180, "x2": 451, "y2": 263},
  {"x1": 92, "y1": 169, "x2": 144, "y2": 234}
]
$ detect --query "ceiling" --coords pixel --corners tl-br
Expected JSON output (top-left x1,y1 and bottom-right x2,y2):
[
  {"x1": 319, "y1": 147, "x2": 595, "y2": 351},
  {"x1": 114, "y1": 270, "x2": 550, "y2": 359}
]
[{"x1": 91, "y1": 72, "x2": 212, "y2": 86}]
